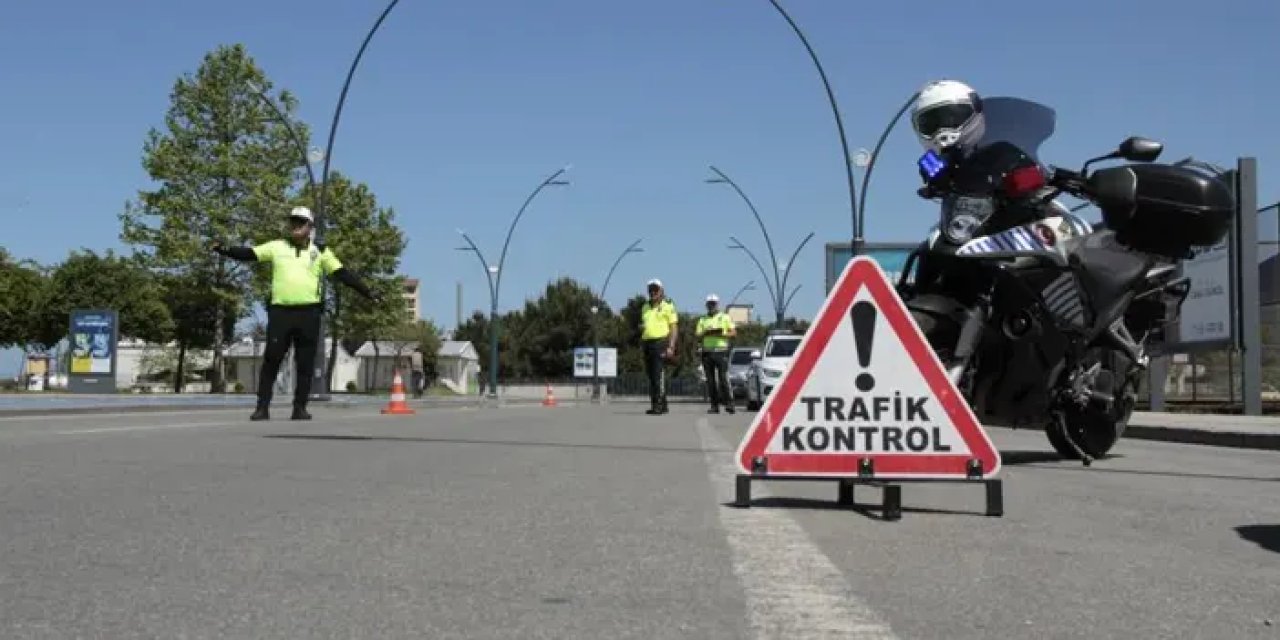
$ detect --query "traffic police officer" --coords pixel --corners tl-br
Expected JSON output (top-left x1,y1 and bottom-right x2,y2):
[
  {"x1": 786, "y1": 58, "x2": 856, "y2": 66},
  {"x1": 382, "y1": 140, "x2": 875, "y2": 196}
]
[
  {"x1": 213, "y1": 206, "x2": 379, "y2": 421},
  {"x1": 640, "y1": 278, "x2": 678, "y2": 415},
  {"x1": 695, "y1": 293, "x2": 736, "y2": 414}
]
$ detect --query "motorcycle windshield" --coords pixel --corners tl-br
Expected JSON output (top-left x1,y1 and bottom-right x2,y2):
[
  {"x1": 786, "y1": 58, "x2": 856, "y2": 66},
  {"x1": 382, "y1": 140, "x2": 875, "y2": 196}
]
[
  {"x1": 921, "y1": 96, "x2": 1060, "y2": 245},
  {"x1": 971, "y1": 96, "x2": 1057, "y2": 166}
]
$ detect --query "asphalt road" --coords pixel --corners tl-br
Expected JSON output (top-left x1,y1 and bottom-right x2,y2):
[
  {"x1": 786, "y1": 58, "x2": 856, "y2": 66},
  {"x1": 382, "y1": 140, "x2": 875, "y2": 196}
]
[{"x1": 1, "y1": 403, "x2": 1277, "y2": 639}]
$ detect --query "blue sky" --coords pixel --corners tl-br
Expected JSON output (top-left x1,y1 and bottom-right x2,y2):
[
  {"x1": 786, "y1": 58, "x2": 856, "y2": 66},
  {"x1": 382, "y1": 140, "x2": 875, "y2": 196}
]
[{"x1": 2, "y1": 0, "x2": 1276, "y2": 376}]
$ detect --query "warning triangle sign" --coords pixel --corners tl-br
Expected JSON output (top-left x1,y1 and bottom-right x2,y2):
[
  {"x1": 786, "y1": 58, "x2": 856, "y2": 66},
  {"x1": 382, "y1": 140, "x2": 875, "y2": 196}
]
[{"x1": 735, "y1": 256, "x2": 1001, "y2": 479}]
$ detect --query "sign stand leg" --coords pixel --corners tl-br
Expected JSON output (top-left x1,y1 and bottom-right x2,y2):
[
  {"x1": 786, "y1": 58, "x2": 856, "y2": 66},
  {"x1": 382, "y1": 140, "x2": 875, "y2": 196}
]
[
  {"x1": 733, "y1": 470, "x2": 1004, "y2": 520},
  {"x1": 985, "y1": 479, "x2": 1004, "y2": 517},
  {"x1": 836, "y1": 479, "x2": 855, "y2": 506},
  {"x1": 734, "y1": 475, "x2": 752, "y2": 508}
]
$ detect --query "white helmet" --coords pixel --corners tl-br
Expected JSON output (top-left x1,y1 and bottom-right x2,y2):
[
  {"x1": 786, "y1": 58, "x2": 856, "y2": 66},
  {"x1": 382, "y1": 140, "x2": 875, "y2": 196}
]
[{"x1": 911, "y1": 79, "x2": 985, "y2": 153}]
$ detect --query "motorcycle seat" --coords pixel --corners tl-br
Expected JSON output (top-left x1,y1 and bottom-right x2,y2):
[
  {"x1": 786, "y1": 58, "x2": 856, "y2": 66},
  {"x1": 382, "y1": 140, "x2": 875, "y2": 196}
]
[{"x1": 1070, "y1": 231, "x2": 1153, "y2": 326}]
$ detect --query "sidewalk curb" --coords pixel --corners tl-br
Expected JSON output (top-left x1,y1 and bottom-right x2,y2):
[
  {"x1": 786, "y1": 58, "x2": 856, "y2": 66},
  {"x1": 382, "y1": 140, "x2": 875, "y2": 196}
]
[
  {"x1": 1121, "y1": 424, "x2": 1280, "y2": 451},
  {"x1": 983, "y1": 422, "x2": 1280, "y2": 452}
]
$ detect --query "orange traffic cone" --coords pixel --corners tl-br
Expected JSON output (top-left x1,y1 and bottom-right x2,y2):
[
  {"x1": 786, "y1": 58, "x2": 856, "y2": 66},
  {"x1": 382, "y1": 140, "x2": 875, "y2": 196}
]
[
  {"x1": 381, "y1": 369, "x2": 416, "y2": 415},
  {"x1": 542, "y1": 383, "x2": 558, "y2": 407}
]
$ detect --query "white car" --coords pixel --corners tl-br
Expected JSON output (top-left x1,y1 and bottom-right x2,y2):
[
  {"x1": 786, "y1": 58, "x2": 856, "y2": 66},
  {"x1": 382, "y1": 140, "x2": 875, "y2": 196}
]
[{"x1": 744, "y1": 332, "x2": 803, "y2": 411}]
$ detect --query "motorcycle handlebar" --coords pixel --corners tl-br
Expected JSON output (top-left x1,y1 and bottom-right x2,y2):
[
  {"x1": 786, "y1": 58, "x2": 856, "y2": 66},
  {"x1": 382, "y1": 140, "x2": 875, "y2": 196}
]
[{"x1": 1047, "y1": 167, "x2": 1095, "y2": 203}]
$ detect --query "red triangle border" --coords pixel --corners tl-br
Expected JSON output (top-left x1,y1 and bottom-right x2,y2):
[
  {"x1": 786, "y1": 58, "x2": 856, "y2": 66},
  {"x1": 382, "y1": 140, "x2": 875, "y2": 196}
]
[{"x1": 734, "y1": 257, "x2": 1001, "y2": 479}]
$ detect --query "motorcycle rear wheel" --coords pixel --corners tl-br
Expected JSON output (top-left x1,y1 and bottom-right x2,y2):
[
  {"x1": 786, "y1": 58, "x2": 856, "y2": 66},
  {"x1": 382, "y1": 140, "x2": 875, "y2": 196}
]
[{"x1": 1046, "y1": 349, "x2": 1136, "y2": 460}]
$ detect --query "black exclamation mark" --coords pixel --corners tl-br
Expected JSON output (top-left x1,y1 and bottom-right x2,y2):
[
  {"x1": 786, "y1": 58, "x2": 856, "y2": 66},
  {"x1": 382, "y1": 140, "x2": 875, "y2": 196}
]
[{"x1": 851, "y1": 301, "x2": 877, "y2": 392}]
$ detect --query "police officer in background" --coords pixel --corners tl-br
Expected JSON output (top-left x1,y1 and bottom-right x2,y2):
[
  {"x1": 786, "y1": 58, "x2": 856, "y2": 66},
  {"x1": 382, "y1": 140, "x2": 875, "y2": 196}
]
[
  {"x1": 640, "y1": 278, "x2": 678, "y2": 415},
  {"x1": 213, "y1": 206, "x2": 380, "y2": 421},
  {"x1": 695, "y1": 293, "x2": 736, "y2": 414}
]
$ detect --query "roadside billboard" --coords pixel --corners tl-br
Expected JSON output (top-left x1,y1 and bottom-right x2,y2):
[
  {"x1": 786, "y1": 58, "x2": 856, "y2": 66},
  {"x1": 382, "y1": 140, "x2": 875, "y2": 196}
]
[
  {"x1": 67, "y1": 309, "x2": 119, "y2": 393},
  {"x1": 824, "y1": 242, "x2": 917, "y2": 294}
]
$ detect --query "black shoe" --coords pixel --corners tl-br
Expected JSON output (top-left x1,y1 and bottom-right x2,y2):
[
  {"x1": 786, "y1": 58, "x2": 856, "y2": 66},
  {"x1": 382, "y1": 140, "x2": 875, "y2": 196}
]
[
  {"x1": 291, "y1": 406, "x2": 312, "y2": 421},
  {"x1": 708, "y1": 406, "x2": 721, "y2": 414},
  {"x1": 725, "y1": 406, "x2": 736, "y2": 414},
  {"x1": 250, "y1": 406, "x2": 270, "y2": 421}
]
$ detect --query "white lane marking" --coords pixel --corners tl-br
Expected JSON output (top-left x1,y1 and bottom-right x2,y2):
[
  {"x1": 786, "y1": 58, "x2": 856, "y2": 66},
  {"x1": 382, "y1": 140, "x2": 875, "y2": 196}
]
[
  {"x1": 0, "y1": 408, "x2": 254, "y2": 422},
  {"x1": 18, "y1": 405, "x2": 479, "y2": 437},
  {"x1": 695, "y1": 418, "x2": 900, "y2": 640},
  {"x1": 52, "y1": 421, "x2": 251, "y2": 435}
]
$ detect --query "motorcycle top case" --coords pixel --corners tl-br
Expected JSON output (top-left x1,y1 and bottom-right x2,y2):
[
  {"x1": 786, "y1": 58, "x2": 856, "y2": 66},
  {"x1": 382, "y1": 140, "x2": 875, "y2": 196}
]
[{"x1": 1096, "y1": 163, "x2": 1235, "y2": 257}]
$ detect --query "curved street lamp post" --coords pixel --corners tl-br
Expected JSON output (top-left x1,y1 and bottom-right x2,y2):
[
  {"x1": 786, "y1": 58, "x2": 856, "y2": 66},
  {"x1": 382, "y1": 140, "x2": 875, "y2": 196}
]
[
  {"x1": 591, "y1": 238, "x2": 644, "y2": 401},
  {"x1": 727, "y1": 280, "x2": 756, "y2": 307},
  {"x1": 705, "y1": 166, "x2": 813, "y2": 327},
  {"x1": 456, "y1": 167, "x2": 571, "y2": 400},
  {"x1": 764, "y1": 0, "x2": 921, "y2": 257},
  {"x1": 248, "y1": 0, "x2": 403, "y2": 399},
  {"x1": 763, "y1": 0, "x2": 859, "y2": 251}
]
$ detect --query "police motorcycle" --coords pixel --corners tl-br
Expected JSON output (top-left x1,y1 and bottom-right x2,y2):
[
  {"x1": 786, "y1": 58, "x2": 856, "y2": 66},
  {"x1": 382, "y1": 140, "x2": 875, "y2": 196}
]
[{"x1": 894, "y1": 81, "x2": 1235, "y2": 464}]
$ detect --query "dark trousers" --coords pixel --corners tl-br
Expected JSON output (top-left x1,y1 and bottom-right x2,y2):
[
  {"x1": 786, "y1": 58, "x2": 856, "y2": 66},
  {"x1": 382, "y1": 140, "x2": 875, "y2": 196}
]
[
  {"x1": 701, "y1": 349, "x2": 732, "y2": 408},
  {"x1": 258, "y1": 304, "x2": 322, "y2": 409},
  {"x1": 642, "y1": 338, "x2": 668, "y2": 410}
]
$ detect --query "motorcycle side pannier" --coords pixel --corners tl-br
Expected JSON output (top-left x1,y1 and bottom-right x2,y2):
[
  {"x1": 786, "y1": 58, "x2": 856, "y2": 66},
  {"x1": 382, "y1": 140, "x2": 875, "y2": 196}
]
[{"x1": 1097, "y1": 164, "x2": 1235, "y2": 258}]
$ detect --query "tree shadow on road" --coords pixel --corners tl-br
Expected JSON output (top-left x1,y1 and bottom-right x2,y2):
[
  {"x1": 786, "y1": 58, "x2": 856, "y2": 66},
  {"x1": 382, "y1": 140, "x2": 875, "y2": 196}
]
[
  {"x1": 261, "y1": 433, "x2": 715, "y2": 456},
  {"x1": 1235, "y1": 525, "x2": 1280, "y2": 554},
  {"x1": 999, "y1": 449, "x2": 1280, "y2": 483}
]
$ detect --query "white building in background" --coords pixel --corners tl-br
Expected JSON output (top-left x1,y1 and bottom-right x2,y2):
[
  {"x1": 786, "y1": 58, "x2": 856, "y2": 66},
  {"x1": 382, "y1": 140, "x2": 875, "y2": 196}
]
[
  {"x1": 17, "y1": 332, "x2": 481, "y2": 396},
  {"x1": 436, "y1": 341, "x2": 481, "y2": 394},
  {"x1": 223, "y1": 338, "x2": 479, "y2": 394}
]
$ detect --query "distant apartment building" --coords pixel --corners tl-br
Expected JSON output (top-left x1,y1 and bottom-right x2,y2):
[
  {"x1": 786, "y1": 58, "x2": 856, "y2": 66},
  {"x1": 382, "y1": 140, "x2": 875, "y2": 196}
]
[
  {"x1": 402, "y1": 277, "x2": 420, "y2": 321},
  {"x1": 726, "y1": 303, "x2": 753, "y2": 326}
]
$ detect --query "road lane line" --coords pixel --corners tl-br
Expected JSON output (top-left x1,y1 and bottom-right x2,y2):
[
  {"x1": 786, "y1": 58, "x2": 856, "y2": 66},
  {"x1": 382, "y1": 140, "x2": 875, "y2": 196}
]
[
  {"x1": 0, "y1": 408, "x2": 252, "y2": 422},
  {"x1": 695, "y1": 417, "x2": 899, "y2": 640},
  {"x1": 52, "y1": 421, "x2": 253, "y2": 435}
]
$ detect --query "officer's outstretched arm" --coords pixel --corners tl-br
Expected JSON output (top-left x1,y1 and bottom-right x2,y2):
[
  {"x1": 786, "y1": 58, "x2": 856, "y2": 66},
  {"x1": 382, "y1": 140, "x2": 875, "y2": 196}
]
[
  {"x1": 332, "y1": 267, "x2": 378, "y2": 302},
  {"x1": 317, "y1": 247, "x2": 381, "y2": 302},
  {"x1": 211, "y1": 242, "x2": 258, "y2": 262}
]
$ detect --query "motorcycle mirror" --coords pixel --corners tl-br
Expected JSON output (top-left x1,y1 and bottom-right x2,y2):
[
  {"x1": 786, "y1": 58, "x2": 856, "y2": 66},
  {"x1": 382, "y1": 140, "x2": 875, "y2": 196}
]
[
  {"x1": 1118, "y1": 136, "x2": 1163, "y2": 162},
  {"x1": 1080, "y1": 136, "x2": 1164, "y2": 176}
]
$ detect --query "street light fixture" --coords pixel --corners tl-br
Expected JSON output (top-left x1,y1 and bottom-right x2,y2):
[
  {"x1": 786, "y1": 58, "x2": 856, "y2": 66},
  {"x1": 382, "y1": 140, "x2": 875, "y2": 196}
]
[
  {"x1": 455, "y1": 166, "x2": 572, "y2": 401},
  {"x1": 705, "y1": 165, "x2": 813, "y2": 326},
  {"x1": 591, "y1": 238, "x2": 644, "y2": 401},
  {"x1": 245, "y1": 0, "x2": 403, "y2": 399}
]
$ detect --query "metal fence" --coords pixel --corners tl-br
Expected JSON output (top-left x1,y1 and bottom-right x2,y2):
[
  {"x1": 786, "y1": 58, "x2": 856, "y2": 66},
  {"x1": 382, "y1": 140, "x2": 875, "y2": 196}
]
[{"x1": 1137, "y1": 303, "x2": 1280, "y2": 412}]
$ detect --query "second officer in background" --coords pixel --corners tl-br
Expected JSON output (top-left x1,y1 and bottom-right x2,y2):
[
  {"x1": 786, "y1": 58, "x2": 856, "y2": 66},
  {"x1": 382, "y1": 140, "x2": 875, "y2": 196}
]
[{"x1": 695, "y1": 293, "x2": 736, "y2": 414}]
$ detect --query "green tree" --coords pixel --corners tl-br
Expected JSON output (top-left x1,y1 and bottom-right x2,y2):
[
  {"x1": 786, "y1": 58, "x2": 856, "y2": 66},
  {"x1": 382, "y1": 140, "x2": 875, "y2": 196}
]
[
  {"x1": 456, "y1": 309, "x2": 526, "y2": 385},
  {"x1": 120, "y1": 43, "x2": 309, "y2": 393},
  {"x1": 33, "y1": 250, "x2": 173, "y2": 350},
  {"x1": 403, "y1": 318, "x2": 444, "y2": 382},
  {"x1": 0, "y1": 249, "x2": 48, "y2": 349},
  {"x1": 294, "y1": 172, "x2": 407, "y2": 388},
  {"x1": 733, "y1": 322, "x2": 770, "y2": 350},
  {"x1": 509, "y1": 278, "x2": 598, "y2": 378},
  {"x1": 157, "y1": 272, "x2": 224, "y2": 392}
]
